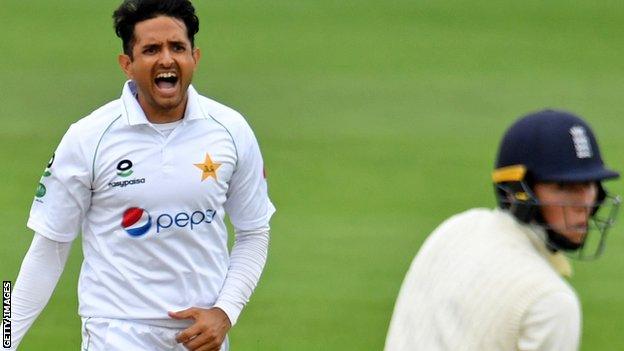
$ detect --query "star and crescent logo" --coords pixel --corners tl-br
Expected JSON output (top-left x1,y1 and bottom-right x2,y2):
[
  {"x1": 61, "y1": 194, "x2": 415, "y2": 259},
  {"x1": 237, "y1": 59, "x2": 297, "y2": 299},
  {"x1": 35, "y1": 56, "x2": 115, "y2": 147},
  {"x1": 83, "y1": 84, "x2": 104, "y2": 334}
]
[{"x1": 194, "y1": 153, "x2": 221, "y2": 181}]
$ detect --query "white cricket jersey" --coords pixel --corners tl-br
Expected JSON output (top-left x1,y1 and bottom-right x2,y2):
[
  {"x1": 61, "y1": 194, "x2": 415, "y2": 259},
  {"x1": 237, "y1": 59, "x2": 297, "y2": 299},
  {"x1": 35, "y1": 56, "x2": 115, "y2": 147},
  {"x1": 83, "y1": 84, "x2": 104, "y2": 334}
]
[
  {"x1": 385, "y1": 209, "x2": 580, "y2": 351},
  {"x1": 27, "y1": 81, "x2": 275, "y2": 327}
]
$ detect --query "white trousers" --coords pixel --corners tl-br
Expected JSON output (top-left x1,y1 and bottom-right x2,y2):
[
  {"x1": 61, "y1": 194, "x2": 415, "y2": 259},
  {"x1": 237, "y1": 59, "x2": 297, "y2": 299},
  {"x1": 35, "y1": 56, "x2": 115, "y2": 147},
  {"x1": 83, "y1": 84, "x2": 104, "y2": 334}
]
[{"x1": 81, "y1": 317, "x2": 229, "y2": 351}]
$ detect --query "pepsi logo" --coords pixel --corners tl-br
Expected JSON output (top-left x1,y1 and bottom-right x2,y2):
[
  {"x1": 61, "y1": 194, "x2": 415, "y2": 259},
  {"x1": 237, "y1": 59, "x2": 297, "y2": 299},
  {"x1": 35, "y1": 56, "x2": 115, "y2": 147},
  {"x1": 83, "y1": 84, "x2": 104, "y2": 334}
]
[{"x1": 121, "y1": 207, "x2": 152, "y2": 237}]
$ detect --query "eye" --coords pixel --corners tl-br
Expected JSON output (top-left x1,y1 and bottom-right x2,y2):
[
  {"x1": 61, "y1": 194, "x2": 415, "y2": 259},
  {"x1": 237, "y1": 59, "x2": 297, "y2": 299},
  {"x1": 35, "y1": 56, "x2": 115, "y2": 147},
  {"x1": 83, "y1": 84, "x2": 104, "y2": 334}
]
[
  {"x1": 556, "y1": 182, "x2": 594, "y2": 193},
  {"x1": 173, "y1": 44, "x2": 186, "y2": 52},
  {"x1": 143, "y1": 46, "x2": 158, "y2": 55},
  {"x1": 555, "y1": 182, "x2": 568, "y2": 190}
]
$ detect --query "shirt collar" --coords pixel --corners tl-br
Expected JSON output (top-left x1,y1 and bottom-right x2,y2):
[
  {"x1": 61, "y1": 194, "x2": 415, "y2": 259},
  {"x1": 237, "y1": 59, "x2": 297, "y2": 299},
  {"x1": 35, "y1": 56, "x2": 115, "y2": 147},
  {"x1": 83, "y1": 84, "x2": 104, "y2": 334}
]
[{"x1": 120, "y1": 80, "x2": 206, "y2": 126}]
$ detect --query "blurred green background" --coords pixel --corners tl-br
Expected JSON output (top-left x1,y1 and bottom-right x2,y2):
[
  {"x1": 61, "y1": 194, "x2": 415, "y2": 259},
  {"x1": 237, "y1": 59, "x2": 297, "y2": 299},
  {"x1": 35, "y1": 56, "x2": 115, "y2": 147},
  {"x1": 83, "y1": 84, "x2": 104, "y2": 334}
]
[{"x1": 2, "y1": 0, "x2": 624, "y2": 349}]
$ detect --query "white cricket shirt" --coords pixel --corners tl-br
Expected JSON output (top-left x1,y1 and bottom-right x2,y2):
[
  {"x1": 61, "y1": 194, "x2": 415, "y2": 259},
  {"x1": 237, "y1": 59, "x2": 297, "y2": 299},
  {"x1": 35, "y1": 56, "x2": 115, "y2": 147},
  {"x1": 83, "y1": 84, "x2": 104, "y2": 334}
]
[
  {"x1": 27, "y1": 81, "x2": 275, "y2": 327},
  {"x1": 385, "y1": 209, "x2": 580, "y2": 351}
]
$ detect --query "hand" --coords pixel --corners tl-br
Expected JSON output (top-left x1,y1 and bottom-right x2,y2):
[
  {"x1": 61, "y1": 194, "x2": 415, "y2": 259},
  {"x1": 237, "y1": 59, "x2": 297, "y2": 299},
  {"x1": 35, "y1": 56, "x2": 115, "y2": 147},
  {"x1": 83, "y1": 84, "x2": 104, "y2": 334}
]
[{"x1": 169, "y1": 307, "x2": 232, "y2": 351}]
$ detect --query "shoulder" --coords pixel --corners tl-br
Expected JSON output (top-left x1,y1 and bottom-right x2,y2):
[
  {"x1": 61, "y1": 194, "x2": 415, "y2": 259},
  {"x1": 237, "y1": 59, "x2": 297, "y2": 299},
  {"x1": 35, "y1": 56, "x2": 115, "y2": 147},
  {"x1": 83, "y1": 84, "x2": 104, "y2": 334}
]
[
  {"x1": 447, "y1": 207, "x2": 496, "y2": 222},
  {"x1": 427, "y1": 208, "x2": 563, "y2": 278},
  {"x1": 196, "y1": 95, "x2": 256, "y2": 139},
  {"x1": 54, "y1": 99, "x2": 123, "y2": 168},
  {"x1": 435, "y1": 207, "x2": 537, "y2": 243},
  {"x1": 416, "y1": 208, "x2": 497, "y2": 256},
  {"x1": 67, "y1": 99, "x2": 124, "y2": 143},
  {"x1": 433, "y1": 208, "x2": 499, "y2": 232}
]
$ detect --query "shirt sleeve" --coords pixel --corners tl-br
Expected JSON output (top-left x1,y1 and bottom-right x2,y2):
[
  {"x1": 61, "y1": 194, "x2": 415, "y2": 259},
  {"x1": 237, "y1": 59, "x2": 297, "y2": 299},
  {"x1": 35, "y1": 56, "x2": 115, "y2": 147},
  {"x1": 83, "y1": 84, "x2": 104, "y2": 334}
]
[
  {"x1": 27, "y1": 124, "x2": 91, "y2": 242},
  {"x1": 223, "y1": 120, "x2": 275, "y2": 231},
  {"x1": 518, "y1": 291, "x2": 581, "y2": 351},
  {"x1": 7, "y1": 233, "x2": 72, "y2": 350},
  {"x1": 213, "y1": 227, "x2": 270, "y2": 326}
]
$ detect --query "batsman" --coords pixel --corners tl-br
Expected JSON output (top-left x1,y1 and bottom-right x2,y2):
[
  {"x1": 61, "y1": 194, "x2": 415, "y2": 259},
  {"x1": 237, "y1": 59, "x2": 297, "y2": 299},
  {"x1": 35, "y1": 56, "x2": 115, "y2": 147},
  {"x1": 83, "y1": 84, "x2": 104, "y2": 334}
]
[{"x1": 385, "y1": 109, "x2": 620, "y2": 351}]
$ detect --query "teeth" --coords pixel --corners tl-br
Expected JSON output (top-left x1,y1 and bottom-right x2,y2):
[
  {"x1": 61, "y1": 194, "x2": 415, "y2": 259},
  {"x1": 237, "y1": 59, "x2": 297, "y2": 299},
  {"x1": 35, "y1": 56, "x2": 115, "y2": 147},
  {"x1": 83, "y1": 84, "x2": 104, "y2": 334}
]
[{"x1": 156, "y1": 72, "x2": 177, "y2": 79}]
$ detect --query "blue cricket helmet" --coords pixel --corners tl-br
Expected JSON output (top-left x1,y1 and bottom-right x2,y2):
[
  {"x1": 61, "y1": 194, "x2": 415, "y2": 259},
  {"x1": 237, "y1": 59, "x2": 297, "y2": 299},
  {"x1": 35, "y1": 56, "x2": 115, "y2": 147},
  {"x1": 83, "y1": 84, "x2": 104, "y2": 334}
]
[
  {"x1": 495, "y1": 109, "x2": 618, "y2": 183},
  {"x1": 492, "y1": 109, "x2": 620, "y2": 259}
]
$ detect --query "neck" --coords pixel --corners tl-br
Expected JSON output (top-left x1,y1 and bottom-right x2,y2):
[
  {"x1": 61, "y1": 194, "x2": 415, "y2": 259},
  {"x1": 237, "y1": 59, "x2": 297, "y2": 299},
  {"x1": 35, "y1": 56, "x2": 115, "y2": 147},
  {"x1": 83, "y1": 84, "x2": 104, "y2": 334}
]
[{"x1": 137, "y1": 93, "x2": 187, "y2": 124}]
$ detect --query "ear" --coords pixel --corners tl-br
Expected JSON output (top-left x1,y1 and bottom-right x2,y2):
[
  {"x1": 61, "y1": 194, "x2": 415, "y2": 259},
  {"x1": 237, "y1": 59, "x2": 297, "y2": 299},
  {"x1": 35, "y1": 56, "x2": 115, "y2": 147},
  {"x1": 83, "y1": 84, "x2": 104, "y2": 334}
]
[
  {"x1": 192, "y1": 47, "x2": 201, "y2": 65},
  {"x1": 118, "y1": 54, "x2": 133, "y2": 79}
]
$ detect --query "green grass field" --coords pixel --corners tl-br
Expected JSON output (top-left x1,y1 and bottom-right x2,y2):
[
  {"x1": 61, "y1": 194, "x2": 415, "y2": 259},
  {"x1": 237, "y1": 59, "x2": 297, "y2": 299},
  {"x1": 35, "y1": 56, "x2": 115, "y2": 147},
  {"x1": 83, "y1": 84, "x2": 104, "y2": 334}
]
[{"x1": 2, "y1": 1, "x2": 624, "y2": 349}]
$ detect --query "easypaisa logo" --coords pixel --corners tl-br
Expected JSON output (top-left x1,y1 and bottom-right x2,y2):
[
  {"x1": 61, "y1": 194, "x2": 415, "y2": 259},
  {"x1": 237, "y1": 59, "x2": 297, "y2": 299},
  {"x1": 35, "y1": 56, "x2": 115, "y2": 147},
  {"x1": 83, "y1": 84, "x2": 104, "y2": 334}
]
[
  {"x1": 117, "y1": 159, "x2": 134, "y2": 177},
  {"x1": 109, "y1": 159, "x2": 146, "y2": 188},
  {"x1": 109, "y1": 178, "x2": 146, "y2": 188},
  {"x1": 121, "y1": 207, "x2": 217, "y2": 237}
]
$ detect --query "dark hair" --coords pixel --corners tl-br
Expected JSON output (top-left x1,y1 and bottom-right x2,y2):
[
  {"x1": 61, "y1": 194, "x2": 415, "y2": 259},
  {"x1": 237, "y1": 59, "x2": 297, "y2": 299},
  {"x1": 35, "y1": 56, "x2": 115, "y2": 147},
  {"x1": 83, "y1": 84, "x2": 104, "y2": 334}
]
[{"x1": 113, "y1": 0, "x2": 199, "y2": 57}]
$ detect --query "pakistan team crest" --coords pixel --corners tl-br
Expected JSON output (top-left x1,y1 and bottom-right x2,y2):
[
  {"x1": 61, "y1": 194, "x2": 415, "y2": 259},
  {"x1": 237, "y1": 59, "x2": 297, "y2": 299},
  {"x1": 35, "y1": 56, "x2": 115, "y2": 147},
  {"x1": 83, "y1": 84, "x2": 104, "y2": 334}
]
[{"x1": 194, "y1": 153, "x2": 221, "y2": 181}]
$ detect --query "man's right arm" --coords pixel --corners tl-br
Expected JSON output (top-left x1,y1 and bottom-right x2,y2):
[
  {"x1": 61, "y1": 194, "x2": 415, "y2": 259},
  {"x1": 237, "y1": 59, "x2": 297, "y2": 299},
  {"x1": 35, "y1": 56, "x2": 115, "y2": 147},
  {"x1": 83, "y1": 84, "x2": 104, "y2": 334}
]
[
  {"x1": 7, "y1": 233, "x2": 72, "y2": 350},
  {"x1": 9, "y1": 120, "x2": 90, "y2": 349}
]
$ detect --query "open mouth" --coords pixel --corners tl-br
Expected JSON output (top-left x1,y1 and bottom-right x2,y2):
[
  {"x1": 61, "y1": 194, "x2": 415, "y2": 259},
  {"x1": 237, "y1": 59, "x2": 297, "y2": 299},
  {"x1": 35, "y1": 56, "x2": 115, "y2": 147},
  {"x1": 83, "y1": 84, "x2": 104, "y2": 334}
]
[{"x1": 154, "y1": 72, "x2": 179, "y2": 92}]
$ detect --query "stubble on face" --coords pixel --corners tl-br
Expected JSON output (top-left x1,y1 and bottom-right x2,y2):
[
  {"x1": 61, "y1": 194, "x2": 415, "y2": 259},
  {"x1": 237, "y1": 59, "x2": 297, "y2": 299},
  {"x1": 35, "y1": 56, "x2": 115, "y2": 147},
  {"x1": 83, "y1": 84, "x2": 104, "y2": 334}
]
[{"x1": 118, "y1": 16, "x2": 200, "y2": 123}]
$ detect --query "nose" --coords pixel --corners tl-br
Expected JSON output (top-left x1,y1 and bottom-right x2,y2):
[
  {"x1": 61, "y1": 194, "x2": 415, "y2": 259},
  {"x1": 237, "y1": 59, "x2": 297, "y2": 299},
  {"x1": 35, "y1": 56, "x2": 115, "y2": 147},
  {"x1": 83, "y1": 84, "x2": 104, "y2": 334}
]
[
  {"x1": 564, "y1": 183, "x2": 598, "y2": 206},
  {"x1": 567, "y1": 203, "x2": 590, "y2": 220},
  {"x1": 159, "y1": 48, "x2": 174, "y2": 67},
  {"x1": 566, "y1": 186, "x2": 596, "y2": 224},
  {"x1": 578, "y1": 184, "x2": 598, "y2": 207}
]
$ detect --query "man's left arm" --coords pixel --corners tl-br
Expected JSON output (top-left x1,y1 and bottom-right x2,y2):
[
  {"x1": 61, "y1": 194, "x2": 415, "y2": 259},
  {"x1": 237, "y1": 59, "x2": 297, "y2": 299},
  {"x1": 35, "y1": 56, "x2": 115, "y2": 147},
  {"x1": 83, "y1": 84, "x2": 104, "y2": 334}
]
[
  {"x1": 214, "y1": 226, "x2": 270, "y2": 324},
  {"x1": 171, "y1": 116, "x2": 275, "y2": 351},
  {"x1": 170, "y1": 227, "x2": 270, "y2": 350}
]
